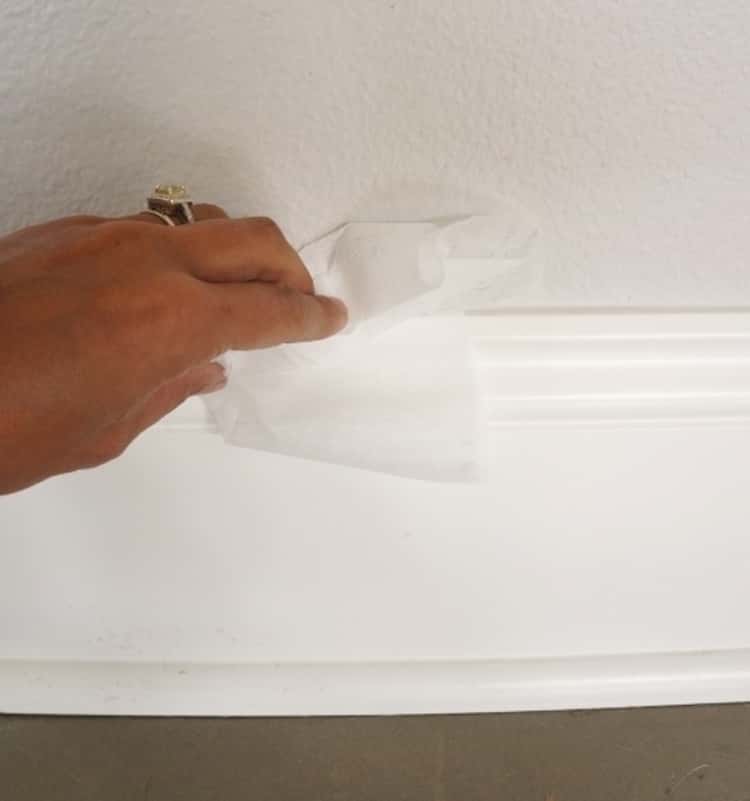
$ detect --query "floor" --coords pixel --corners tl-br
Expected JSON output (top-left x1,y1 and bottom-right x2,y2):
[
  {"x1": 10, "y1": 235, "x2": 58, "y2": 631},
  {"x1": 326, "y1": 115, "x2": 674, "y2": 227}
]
[{"x1": 2, "y1": 706, "x2": 750, "y2": 800}]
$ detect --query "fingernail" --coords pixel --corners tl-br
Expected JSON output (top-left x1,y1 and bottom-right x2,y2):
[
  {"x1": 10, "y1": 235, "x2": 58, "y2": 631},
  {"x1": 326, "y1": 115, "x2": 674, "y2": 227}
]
[
  {"x1": 212, "y1": 355, "x2": 231, "y2": 379},
  {"x1": 199, "y1": 364, "x2": 228, "y2": 394},
  {"x1": 323, "y1": 296, "x2": 349, "y2": 331}
]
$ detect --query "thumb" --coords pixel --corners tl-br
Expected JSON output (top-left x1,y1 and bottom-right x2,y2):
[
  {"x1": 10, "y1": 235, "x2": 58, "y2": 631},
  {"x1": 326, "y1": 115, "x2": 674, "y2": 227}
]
[
  {"x1": 125, "y1": 361, "x2": 227, "y2": 437},
  {"x1": 78, "y1": 363, "x2": 226, "y2": 467}
]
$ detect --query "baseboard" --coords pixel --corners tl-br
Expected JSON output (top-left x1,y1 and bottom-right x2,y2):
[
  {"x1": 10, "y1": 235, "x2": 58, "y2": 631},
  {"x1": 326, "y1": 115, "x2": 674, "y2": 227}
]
[{"x1": 4, "y1": 308, "x2": 750, "y2": 716}]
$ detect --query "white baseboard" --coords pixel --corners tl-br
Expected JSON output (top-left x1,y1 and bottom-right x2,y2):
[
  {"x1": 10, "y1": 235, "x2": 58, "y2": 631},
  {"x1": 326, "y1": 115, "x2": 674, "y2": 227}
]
[
  {"x1": 4, "y1": 649, "x2": 750, "y2": 716},
  {"x1": 4, "y1": 308, "x2": 750, "y2": 716}
]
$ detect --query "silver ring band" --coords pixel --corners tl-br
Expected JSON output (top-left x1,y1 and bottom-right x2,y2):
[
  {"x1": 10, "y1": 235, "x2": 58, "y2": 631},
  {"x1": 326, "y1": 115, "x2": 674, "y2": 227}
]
[{"x1": 141, "y1": 209, "x2": 177, "y2": 226}]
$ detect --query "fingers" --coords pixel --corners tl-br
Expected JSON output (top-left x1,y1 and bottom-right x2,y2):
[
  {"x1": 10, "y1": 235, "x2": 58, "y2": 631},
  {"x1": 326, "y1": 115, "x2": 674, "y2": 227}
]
[
  {"x1": 208, "y1": 281, "x2": 348, "y2": 350},
  {"x1": 127, "y1": 202, "x2": 229, "y2": 225},
  {"x1": 171, "y1": 217, "x2": 315, "y2": 293},
  {"x1": 77, "y1": 362, "x2": 227, "y2": 468},
  {"x1": 125, "y1": 361, "x2": 227, "y2": 434},
  {"x1": 126, "y1": 210, "x2": 315, "y2": 295}
]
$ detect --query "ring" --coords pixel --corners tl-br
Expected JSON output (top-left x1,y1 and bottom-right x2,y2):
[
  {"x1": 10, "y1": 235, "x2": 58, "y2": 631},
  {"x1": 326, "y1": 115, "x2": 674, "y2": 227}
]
[
  {"x1": 142, "y1": 209, "x2": 177, "y2": 226},
  {"x1": 145, "y1": 184, "x2": 195, "y2": 225}
]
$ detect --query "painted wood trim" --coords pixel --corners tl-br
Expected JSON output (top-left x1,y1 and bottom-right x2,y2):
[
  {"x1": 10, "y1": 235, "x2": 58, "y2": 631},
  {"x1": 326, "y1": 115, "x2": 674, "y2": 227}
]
[
  {"x1": 163, "y1": 309, "x2": 750, "y2": 430},
  {"x1": 7, "y1": 309, "x2": 750, "y2": 716},
  {"x1": 4, "y1": 649, "x2": 750, "y2": 716}
]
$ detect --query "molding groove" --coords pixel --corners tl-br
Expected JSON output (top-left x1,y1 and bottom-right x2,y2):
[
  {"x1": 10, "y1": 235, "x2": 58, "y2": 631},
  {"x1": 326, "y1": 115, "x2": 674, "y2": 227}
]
[{"x1": 162, "y1": 310, "x2": 750, "y2": 431}]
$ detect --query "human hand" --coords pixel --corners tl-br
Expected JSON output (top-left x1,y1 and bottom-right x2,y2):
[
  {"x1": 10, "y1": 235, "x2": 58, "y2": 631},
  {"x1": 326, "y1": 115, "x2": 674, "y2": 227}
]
[{"x1": 0, "y1": 205, "x2": 347, "y2": 494}]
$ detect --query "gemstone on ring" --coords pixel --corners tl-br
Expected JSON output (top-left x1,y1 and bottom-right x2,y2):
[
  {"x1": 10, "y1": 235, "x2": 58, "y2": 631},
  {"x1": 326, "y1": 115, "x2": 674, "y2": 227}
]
[
  {"x1": 147, "y1": 184, "x2": 195, "y2": 225},
  {"x1": 151, "y1": 184, "x2": 190, "y2": 205}
]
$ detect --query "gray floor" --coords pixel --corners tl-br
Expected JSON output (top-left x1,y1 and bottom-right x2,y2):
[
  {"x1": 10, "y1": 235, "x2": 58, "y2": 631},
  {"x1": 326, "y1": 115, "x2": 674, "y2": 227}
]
[{"x1": 2, "y1": 706, "x2": 750, "y2": 800}]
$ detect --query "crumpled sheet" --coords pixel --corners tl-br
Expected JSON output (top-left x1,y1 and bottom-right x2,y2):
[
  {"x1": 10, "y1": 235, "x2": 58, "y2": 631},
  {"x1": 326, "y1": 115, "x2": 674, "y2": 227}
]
[{"x1": 205, "y1": 213, "x2": 535, "y2": 481}]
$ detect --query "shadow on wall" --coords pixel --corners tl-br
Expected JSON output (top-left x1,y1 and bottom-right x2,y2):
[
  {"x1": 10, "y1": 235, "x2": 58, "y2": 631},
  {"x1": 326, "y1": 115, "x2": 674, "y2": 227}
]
[{"x1": 1, "y1": 88, "x2": 267, "y2": 234}]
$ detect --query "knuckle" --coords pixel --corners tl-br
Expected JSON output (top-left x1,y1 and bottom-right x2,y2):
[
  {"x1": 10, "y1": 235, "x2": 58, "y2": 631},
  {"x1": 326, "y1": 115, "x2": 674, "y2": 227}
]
[
  {"x1": 193, "y1": 203, "x2": 228, "y2": 220},
  {"x1": 250, "y1": 215, "x2": 283, "y2": 241},
  {"x1": 277, "y1": 287, "x2": 310, "y2": 332}
]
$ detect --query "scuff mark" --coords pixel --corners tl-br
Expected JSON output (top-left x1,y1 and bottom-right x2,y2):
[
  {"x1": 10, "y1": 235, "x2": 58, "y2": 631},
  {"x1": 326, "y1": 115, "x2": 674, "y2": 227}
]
[{"x1": 665, "y1": 763, "x2": 711, "y2": 796}]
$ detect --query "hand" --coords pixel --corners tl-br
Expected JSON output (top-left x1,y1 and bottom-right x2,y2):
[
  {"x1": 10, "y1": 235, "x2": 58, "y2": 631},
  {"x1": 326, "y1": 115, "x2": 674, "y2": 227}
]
[{"x1": 0, "y1": 206, "x2": 347, "y2": 494}]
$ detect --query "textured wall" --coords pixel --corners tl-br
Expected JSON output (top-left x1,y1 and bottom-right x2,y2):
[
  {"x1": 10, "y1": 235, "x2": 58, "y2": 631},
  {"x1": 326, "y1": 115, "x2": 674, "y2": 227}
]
[{"x1": 1, "y1": 0, "x2": 749, "y2": 304}]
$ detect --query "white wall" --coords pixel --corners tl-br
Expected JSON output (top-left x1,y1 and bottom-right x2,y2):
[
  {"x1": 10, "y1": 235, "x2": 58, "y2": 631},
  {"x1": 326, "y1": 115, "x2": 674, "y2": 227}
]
[{"x1": 2, "y1": 0, "x2": 749, "y2": 305}]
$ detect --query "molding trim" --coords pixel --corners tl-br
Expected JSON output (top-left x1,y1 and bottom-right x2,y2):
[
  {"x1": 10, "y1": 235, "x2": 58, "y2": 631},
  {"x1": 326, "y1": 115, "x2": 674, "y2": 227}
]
[
  {"x1": 4, "y1": 649, "x2": 750, "y2": 716},
  {"x1": 8, "y1": 309, "x2": 750, "y2": 717},
  {"x1": 475, "y1": 311, "x2": 750, "y2": 425},
  {"x1": 163, "y1": 309, "x2": 750, "y2": 430}
]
